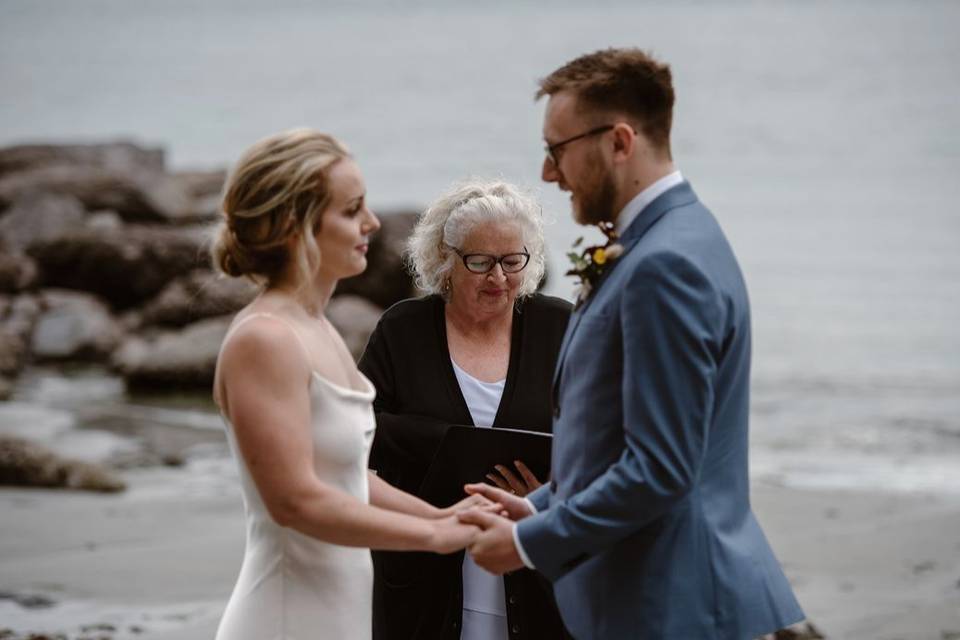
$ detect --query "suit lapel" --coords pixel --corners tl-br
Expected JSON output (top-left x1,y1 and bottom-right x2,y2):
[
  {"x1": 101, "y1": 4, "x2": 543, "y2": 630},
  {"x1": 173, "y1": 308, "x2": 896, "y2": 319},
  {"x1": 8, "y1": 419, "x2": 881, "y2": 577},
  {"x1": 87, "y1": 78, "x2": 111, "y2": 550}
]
[
  {"x1": 551, "y1": 181, "x2": 699, "y2": 406},
  {"x1": 551, "y1": 306, "x2": 584, "y2": 389}
]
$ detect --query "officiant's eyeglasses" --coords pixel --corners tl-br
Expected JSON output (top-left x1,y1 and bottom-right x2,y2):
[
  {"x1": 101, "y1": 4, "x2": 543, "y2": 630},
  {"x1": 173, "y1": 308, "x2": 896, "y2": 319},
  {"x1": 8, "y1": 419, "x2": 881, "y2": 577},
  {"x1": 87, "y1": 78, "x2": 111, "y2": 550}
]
[
  {"x1": 544, "y1": 124, "x2": 615, "y2": 165},
  {"x1": 452, "y1": 248, "x2": 531, "y2": 274}
]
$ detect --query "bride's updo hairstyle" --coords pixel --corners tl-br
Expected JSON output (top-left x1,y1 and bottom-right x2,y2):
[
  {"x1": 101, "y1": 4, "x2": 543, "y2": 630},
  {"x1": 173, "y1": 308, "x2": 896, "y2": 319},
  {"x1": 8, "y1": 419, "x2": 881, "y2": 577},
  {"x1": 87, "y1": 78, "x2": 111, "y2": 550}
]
[{"x1": 212, "y1": 128, "x2": 350, "y2": 286}]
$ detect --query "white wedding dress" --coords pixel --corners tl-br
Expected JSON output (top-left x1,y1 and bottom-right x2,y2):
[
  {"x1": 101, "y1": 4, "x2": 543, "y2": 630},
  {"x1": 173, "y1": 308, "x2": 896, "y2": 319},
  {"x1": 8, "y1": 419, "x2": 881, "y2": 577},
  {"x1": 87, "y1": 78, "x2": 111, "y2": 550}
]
[{"x1": 215, "y1": 313, "x2": 377, "y2": 640}]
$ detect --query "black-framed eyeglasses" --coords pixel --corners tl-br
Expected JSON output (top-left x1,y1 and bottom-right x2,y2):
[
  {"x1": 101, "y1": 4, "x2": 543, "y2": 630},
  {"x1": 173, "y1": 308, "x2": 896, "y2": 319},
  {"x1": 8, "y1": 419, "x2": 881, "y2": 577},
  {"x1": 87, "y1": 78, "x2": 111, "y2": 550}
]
[
  {"x1": 452, "y1": 247, "x2": 531, "y2": 274},
  {"x1": 544, "y1": 124, "x2": 615, "y2": 165}
]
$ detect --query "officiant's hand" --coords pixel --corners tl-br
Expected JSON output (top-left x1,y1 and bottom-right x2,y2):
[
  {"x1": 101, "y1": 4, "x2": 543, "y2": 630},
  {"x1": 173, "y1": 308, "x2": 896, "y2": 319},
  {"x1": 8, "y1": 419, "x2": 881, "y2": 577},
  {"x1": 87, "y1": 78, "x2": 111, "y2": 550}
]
[
  {"x1": 485, "y1": 460, "x2": 542, "y2": 497},
  {"x1": 457, "y1": 509, "x2": 524, "y2": 575},
  {"x1": 464, "y1": 482, "x2": 533, "y2": 521}
]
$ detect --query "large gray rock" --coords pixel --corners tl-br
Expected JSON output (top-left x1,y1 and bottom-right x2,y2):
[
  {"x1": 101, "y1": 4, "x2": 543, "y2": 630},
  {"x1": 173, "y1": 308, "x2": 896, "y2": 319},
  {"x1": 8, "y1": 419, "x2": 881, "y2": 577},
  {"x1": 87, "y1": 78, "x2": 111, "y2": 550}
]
[
  {"x1": 2, "y1": 293, "x2": 41, "y2": 341},
  {"x1": 31, "y1": 290, "x2": 123, "y2": 361},
  {"x1": 141, "y1": 269, "x2": 257, "y2": 327},
  {"x1": 0, "y1": 190, "x2": 86, "y2": 251},
  {"x1": 336, "y1": 210, "x2": 418, "y2": 309},
  {"x1": 170, "y1": 169, "x2": 226, "y2": 198},
  {"x1": 327, "y1": 295, "x2": 383, "y2": 361},
  {"x1": 0, "y1": 164, "x2": 193, "y2": 224},
  {"x1": 112, "y1": 315, "x2": 231, "y2": 389},
  {"x1": 0, "y1": 435, "x2": 125, "y2": 492},
  {"x1": 0, "y1": 329, "x2": 26, "y2": 377},
  {"x1": 0, "y1": 294, "x2": 39, "y2": 380},
  {"x1": 168, "y1": 169, "x2": 227, "y2": 222},
  {"x1": 0, "y1": 141, "x2": 165, "y2": 177},
  {"x1": 27, "y1": 224, "x2": 211, "y2": 310},
  {"x1": 0, "y1": 252, "x2": 37, "y2": 293}
]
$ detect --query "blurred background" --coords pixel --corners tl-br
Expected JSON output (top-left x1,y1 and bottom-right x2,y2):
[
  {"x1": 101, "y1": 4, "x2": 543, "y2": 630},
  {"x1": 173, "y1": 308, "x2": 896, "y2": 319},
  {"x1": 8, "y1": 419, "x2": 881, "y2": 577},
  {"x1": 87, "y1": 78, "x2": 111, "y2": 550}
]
[{"x1": 1, "y1": 1, "x2": 958, "y2": 639}]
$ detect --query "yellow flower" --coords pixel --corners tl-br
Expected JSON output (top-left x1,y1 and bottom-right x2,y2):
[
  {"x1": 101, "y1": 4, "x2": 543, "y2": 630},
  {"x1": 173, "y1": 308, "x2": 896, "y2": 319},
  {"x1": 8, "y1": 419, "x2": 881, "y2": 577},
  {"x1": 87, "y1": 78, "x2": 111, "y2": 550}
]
[{"x1": 592, "y1": 248, "x2": 607, "y2": 265}]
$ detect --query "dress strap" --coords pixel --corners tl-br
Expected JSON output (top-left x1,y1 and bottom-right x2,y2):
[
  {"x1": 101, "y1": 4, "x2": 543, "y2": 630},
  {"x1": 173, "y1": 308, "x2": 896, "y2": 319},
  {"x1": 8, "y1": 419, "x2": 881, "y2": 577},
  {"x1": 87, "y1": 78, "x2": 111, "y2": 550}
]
[{"x1": 220, "y1": 311, "x2": 314, "y2": 366}]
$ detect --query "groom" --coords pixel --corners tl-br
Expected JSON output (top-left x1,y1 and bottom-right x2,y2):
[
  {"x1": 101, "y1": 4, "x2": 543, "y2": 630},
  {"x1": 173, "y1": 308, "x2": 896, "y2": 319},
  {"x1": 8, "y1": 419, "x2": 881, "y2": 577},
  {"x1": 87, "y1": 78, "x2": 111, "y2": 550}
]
[{"x1": 459, "y1": 49, "x2": 805, "y2": 638}]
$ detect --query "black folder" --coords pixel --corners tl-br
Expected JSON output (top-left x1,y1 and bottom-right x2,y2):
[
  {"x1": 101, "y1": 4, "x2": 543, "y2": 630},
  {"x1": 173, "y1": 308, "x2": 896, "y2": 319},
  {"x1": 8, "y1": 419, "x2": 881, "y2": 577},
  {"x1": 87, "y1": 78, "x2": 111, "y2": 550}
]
[{"x1": 417, "y1": 425, "x2": 552, "y2": 507}]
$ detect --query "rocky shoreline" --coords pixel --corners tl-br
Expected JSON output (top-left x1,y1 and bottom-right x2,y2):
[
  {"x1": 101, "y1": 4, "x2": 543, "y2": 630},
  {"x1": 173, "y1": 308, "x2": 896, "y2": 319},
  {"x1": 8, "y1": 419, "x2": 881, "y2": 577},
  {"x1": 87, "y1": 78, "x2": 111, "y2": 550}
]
[{"x1": 0, "y1": 141, "x2": 418, "y2": 490}]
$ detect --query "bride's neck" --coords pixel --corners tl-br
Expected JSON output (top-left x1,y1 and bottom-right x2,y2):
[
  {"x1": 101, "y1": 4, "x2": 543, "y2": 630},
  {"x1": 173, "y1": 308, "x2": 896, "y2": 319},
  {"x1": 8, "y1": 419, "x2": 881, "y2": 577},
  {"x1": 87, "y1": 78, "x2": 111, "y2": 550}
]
[{"x1": 266, "y1": 273, "x2": 337, "y2": 319}]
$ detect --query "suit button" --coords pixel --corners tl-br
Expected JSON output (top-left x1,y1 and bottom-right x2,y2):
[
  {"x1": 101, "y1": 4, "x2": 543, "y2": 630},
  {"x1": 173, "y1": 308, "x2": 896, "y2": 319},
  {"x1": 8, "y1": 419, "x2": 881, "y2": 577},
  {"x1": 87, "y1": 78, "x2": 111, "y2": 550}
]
[
  {"x1": 511, "y1": 624, "x2": 520, "y2": 634},
  {"x1": 508, "y1": 595, "x2": 517, "y2": 604},
  {"x1": 552, "y1": 404, "x2": 560, "y2": 418}
]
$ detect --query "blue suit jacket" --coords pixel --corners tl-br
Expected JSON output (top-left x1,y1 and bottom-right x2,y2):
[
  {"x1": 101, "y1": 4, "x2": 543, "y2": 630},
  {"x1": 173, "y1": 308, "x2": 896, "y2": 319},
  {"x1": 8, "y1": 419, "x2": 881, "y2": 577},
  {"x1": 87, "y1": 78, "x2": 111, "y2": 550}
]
[{"x1": 517, "y1": 182, "x2": 804, "y2": 639}]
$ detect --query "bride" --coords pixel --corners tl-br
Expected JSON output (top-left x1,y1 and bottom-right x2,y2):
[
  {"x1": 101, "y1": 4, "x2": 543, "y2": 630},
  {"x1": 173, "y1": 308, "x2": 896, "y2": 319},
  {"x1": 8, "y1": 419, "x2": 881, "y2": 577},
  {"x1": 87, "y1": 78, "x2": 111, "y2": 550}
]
[{"x1": 210, "y1": 129, "x2": 489, "y2": 639}]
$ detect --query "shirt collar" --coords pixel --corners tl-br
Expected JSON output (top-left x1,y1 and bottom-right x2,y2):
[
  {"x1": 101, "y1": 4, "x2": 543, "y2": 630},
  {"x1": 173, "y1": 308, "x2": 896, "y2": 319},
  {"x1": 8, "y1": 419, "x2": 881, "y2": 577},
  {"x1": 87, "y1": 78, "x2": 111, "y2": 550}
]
[{"x1": 614, "y1": 170, "x2": 684, "y2": 236}]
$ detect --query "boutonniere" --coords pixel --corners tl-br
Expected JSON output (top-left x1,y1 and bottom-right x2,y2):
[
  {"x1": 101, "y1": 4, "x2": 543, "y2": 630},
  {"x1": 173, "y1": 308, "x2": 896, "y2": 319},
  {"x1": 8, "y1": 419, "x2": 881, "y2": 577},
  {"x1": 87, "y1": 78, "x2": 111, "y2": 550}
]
[{"x1": 565, "y1": 221, "x2": 624, "y2": 307}]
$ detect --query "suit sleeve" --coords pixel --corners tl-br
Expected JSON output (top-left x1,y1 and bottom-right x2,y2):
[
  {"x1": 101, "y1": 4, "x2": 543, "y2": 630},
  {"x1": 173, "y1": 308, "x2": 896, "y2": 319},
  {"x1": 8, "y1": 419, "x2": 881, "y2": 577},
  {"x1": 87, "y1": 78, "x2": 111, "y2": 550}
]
[
  {"x1": 526, "y1": 483, "x2": 552, "y2": 512},
  {"x1": 516, "y1": 251, "x2": 722, "y2": 581}
]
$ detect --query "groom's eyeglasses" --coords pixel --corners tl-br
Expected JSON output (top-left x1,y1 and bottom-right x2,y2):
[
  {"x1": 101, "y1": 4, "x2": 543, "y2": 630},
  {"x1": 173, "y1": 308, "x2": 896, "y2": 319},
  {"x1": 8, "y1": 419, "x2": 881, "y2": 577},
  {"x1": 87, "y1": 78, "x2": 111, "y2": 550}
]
[
  {"x1": 544, "y1": 124, "x2": 615, "y2": 165},
  {"x1": 452, "y1": 247, "x2": 531, "y2": 274}
]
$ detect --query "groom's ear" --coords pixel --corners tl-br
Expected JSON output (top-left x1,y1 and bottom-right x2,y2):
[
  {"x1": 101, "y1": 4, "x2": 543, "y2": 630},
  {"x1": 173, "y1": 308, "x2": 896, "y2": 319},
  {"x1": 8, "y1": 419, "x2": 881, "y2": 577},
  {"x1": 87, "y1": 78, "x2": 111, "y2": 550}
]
[{"x1": 611, "y1": 122, "x2": 637, "y2": 163}]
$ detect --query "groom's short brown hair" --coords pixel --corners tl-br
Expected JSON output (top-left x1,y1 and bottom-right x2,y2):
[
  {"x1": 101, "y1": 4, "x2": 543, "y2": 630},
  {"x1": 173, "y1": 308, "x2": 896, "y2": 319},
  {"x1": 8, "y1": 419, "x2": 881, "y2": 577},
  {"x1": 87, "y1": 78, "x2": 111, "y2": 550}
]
[{"x1": 537, "y1": 48, "x2": 675, "y2": 153}]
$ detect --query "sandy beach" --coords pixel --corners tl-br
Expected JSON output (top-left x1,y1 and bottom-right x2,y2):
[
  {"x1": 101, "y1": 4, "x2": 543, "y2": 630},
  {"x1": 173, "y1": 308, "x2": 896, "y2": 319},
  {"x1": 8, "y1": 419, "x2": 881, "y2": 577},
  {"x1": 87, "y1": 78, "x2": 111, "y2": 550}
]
[{"x1": 1, "y1": 457, "x2": 958, "y2": 640}]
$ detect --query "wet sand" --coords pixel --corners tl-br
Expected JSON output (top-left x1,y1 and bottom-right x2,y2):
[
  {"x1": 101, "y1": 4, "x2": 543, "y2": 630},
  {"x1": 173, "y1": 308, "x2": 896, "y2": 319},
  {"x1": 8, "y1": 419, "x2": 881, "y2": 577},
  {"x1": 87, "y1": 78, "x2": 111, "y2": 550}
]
[{"x1": 1, "y1": 463, "x2": 959, "y2": 639}]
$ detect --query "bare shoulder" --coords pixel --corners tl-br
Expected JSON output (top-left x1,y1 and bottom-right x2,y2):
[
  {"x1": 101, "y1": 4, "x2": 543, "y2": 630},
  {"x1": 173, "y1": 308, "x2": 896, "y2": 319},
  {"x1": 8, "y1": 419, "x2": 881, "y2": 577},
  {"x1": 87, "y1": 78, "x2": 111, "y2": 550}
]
[{"x1": 219, "y1": 313, "x2": 311, "y2": 385}]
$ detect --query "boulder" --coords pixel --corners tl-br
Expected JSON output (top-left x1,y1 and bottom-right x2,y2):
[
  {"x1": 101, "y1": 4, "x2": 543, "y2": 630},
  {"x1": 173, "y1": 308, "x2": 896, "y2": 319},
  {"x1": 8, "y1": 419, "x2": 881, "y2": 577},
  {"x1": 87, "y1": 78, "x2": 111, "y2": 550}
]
[
  {"x1": 0, "y1": 252, "x2": 37, "y2": 293},
  {"x1": 141, "y1": 269, "x2": 257, "y2": 327},
  {"x1": 30, "y1": 290, "x2": 122, "y2": 361},
  {"x1": 85, "y1": 209, "x2": 124, "y2": 232},
  {"x1": 0, "y1": 164, "x2": 193, "y2": 224},
  {"x1": 0, "y1": 141, "x2": 165, "y2": 177},
  {"x1": 335, "y1": 210, "x2": 418, "y2": 309},
  {"x1": 0, "y1": 294, "x2": 39, "y2": 379},
  {"x1": 170, "y1": 169, "x2": 226, "y2": 198},
  {"x1": 3, "y1": 294, "x2": 41, "y2": 341},
  {"x1": 0, "y1": 435, "x2": 125, "y2": 492},
  {"x1": 169, "y1": 169, "x2": 227, "y2": 222},
  {"x1": 327, "y1": 295, "x2": 383, "y2": 361},
  {"x1": 27, "y1": 224, "x2": 212, "y2": 310},
  {"x1": 0, "y1": 329, "x2": 27, "y2": 377},
  {"x1": 0, "y1": 191, "x2": 86, "y2": 251},
  {"x1": 112, "y1": 315, "x2": 231, "y2": 389}
]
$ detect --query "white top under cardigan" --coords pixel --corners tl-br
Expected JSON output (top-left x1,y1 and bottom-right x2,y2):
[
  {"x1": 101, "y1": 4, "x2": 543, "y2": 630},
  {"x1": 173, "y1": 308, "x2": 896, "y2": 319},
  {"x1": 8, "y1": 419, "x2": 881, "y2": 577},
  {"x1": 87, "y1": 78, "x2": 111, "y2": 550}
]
[{"x1": 450, "y1": 358, "x2": 509, "y2": 640}]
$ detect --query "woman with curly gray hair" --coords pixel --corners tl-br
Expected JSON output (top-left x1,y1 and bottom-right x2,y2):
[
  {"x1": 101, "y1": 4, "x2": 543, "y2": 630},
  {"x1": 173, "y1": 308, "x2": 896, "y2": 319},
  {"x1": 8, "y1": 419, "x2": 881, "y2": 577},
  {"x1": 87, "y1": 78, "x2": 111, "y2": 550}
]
[{"x1": 359, "y1": 179, "x2": 573, "y2": 640}]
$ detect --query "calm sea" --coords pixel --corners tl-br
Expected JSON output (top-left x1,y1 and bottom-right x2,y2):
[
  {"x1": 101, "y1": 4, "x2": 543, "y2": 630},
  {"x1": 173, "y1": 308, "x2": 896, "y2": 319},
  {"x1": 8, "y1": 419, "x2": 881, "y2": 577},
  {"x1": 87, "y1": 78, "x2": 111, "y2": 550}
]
[{"x1": 2, "y1": 0, "x2": 959, "y2": 492}]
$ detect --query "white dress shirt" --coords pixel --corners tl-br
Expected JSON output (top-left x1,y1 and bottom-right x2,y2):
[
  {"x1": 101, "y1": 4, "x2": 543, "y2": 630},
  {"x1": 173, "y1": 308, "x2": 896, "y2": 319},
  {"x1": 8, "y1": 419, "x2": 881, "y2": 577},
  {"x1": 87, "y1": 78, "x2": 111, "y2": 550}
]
[{"x1": 614, "y1": 170, "x2": 684, "y2": 236}]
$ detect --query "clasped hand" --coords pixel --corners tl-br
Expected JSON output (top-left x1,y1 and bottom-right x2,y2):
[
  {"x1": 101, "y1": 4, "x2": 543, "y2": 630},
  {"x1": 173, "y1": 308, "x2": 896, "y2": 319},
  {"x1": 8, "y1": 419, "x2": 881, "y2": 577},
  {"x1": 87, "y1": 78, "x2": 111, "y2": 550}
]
[{"x1": 455, "y1": 482, "x2": 533, "y2": 575}]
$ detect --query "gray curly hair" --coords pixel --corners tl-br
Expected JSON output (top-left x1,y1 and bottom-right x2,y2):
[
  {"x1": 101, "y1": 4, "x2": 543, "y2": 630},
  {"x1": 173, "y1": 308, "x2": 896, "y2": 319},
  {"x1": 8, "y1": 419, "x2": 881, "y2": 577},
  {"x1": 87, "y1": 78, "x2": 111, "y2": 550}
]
[{"x1": 406, "y1": 179, "x2": 546, "y2": 299}]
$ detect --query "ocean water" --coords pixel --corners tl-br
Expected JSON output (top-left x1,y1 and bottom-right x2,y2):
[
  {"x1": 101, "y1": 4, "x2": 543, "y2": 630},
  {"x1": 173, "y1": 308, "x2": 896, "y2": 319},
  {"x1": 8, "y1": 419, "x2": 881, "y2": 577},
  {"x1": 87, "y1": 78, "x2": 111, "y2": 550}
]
[{"x1": 2, "y1": 0, "x2": 959, "y2": 493}]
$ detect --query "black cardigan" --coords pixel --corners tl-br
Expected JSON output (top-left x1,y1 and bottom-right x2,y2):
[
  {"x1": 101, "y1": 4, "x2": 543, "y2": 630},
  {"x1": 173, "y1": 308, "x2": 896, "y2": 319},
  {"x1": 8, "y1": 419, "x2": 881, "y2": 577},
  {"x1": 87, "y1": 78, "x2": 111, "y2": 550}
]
[{"x1": 358, "y1": 293, "x2": 573, "y2": 640}]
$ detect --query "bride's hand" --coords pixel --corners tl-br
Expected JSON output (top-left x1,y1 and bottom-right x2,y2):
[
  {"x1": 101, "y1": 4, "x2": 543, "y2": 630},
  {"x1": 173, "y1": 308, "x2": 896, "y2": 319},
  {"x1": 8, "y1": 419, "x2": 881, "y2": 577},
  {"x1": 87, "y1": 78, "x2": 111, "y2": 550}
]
[
  {"x1": 429, "y1": 516, "x2": 480, "y2": 554},
  {"x1": 434, "y1": 493, "x2": 497, "y2": 519}
]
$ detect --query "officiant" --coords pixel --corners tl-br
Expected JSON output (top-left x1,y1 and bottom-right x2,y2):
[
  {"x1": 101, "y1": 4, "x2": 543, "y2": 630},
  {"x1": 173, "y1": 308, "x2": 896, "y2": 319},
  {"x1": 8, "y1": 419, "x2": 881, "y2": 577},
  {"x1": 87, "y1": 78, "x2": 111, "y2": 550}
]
[{"x1": 358, "y1": 179, "x2": 572, "y2": 640}]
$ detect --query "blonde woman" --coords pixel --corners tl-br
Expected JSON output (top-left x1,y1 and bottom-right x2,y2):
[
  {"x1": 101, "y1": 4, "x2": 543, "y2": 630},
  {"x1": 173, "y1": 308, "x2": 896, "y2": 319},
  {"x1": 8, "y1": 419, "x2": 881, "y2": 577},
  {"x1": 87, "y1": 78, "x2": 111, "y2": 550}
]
[{"x1": 211, "y1": 129, "x2": 489, "y2": 640}]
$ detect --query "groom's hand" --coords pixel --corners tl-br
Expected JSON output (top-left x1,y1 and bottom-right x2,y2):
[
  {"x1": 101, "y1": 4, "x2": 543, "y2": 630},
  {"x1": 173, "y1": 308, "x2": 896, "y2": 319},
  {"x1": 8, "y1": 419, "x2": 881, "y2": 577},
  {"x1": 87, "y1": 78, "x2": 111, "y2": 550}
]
[
  {"x1": 457, "y1": 509, "x2": 524, "y2": 576},
  {"x1": 464, "y1": 483, "x2": 533, "y2": 522}
]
